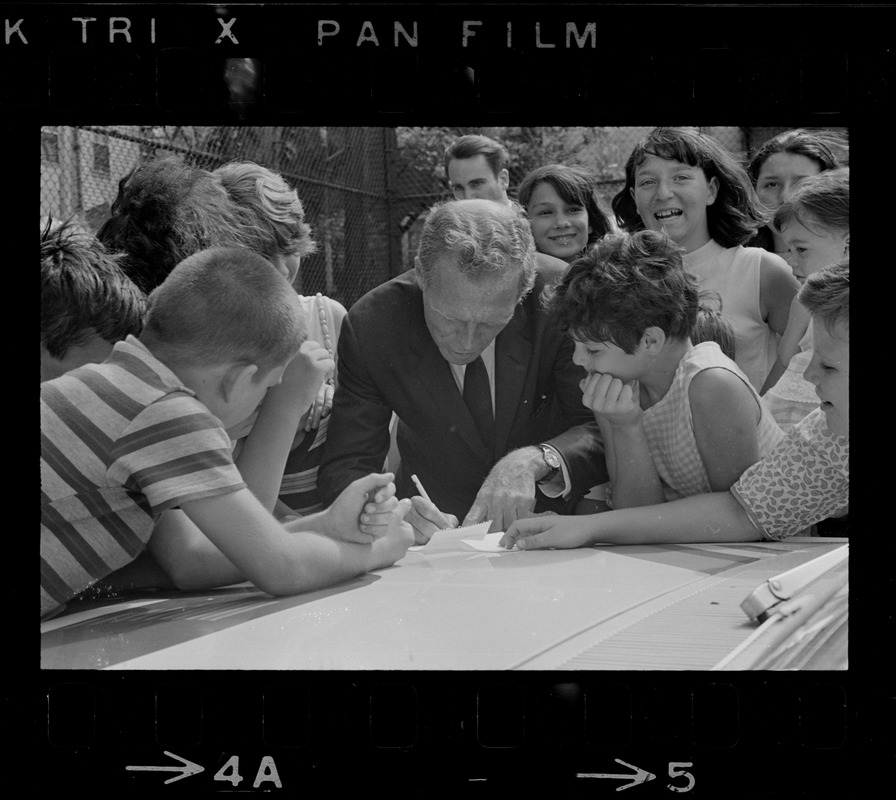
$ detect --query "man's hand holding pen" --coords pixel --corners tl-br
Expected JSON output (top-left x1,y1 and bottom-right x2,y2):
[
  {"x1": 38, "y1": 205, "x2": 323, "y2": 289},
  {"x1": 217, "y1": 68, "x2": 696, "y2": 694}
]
[{"x1": 407, "y1": 474, "x2": 459, "y2": 545}]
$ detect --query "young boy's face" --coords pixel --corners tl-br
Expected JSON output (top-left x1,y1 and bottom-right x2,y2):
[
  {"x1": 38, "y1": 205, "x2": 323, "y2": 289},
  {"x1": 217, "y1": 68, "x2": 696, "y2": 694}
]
[
  {"x1": 804, "y1": 320, "x2": 849, "y2": 436},
  {"x1": 219, "y1": 362, "x2": 288, "y2": 430},
  {"x1": 572, "y1": 337, "x2": 645, "y2": 384}
]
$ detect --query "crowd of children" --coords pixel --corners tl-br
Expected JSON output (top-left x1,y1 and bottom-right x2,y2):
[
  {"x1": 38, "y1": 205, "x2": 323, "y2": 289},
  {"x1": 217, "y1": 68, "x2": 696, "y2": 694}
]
[{"x1": 41, "y1": 127, "x2": 849, "y2": 619}]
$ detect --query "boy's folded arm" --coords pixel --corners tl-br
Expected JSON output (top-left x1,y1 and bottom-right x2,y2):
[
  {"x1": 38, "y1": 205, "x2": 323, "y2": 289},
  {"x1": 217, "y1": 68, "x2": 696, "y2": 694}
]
[
  {"x1": 177, "y1": 488, "x2": 408, "y2": 596},
  {"x1": 148, "y1": 508, "x2": 246, "y2": 591},
  {"x1": 85, "y1": 549, "x2": 177, "y2": 596}
]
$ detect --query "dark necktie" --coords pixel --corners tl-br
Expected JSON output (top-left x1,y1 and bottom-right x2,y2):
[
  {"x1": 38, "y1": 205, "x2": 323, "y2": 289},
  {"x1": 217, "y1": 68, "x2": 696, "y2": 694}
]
[{"x1": 463, "y1": 356, "x2": 494, "y2": 452}]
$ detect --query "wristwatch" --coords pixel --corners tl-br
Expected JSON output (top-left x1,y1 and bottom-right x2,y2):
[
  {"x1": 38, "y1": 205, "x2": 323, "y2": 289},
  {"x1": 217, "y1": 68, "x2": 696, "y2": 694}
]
[{"x1": 537, "y1": 444, "x2": 561, "y2": 483}]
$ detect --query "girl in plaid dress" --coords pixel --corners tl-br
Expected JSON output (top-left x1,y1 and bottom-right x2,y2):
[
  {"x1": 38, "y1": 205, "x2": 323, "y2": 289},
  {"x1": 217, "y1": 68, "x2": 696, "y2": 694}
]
[{"x1": 548, "y1": 230, "x2": 782, "y2": 511}]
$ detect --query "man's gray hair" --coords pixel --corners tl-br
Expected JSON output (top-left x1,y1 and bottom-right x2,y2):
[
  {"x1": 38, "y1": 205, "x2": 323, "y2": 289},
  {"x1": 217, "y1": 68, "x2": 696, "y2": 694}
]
[{"x1": 414, "y1": 199, "x2": 537, "y2": 300}]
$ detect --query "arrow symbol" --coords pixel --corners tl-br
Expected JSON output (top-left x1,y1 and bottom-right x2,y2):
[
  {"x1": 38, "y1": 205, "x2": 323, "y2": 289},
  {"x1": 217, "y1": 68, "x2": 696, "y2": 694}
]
[
  {"x1": 578, "y1": 759, "x2": 656, "y2": 791},
  {"x1": 126, "y1": 751, "x2": 204, "y2": 784}
]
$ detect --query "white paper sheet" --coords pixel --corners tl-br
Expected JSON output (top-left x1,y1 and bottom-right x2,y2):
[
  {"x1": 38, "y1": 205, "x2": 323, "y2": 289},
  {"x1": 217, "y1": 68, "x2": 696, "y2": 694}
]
[
  {"x1": 409, "y1": 520, "x2": 494, "y2": 551},
  {"x1": 461, "y1": 531, "x2": 509, "y2": 552}
]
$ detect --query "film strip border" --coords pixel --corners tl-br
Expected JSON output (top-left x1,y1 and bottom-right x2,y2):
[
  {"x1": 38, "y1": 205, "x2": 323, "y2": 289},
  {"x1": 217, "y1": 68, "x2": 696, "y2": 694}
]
[
  {"x1": 3, "y1": 4, "x2": 889, "y2": 121},
  {"x1": 38, "y1": 673, "x2": 876, "y2": 794}
]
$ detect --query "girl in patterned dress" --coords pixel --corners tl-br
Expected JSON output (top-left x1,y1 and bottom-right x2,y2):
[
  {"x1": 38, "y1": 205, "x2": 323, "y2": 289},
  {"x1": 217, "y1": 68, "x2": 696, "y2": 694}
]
[
  {"x1": 549, "y1": 230, "x2": 783, "y2": 512},
  {"x1": 500, "y1": 260, "x2": 849, "y2": 549}
]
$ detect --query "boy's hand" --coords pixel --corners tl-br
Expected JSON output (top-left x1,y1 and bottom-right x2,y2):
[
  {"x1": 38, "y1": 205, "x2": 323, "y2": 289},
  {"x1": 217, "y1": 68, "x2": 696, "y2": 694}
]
[
  {"x1": 581, "y1": 372, "x2": 641, "y2": 428},
  {"x1": 370, "y1": 498, "x2": 415, "y2": 568},
  {"x1": 279, "y1": 339, "x2": 335, "y2": 414},
  {"x1": 499, "y1": 515, "x2": 596, "y2": 551},
  {"x1": 406, "y1": 496, "x2": 459, "y2": 545},
  {"x1": 325, "y1": 473, "x2": 399, "y2": 544}
]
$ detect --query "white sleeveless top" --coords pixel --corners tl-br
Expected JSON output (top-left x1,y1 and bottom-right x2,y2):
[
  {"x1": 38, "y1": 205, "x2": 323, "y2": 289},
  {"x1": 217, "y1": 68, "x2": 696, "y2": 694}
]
[
  {"x1": 684, "y1": 240, "x2": 777, "y2": 391},
  {"x1": 642, "y1": 342, "x2": 785, "y2": 502}
]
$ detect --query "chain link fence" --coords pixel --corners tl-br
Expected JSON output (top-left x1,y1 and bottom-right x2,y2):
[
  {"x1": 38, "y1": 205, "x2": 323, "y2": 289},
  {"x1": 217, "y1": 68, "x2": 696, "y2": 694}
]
[{"x1": 41, "y1": 125, "x2": 770, "y2": 308}]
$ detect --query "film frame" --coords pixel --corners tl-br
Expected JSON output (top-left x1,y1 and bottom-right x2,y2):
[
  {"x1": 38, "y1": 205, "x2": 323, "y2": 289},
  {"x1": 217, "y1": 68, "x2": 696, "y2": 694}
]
[{"x1": 18, "y1": 1, "x2": 889, "y2": 795}]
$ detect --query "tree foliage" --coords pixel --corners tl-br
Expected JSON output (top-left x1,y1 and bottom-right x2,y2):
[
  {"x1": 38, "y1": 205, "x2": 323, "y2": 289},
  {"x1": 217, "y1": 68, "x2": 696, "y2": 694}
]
[{"x1": 395, "y1": 126, "x2": 626, "y2": 195}]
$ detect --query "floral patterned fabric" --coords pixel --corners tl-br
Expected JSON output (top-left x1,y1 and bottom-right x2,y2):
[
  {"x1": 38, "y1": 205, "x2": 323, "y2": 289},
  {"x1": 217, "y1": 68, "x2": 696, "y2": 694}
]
[{"x1": 730, "y1": 408, "x2": 849, "y2": 540}]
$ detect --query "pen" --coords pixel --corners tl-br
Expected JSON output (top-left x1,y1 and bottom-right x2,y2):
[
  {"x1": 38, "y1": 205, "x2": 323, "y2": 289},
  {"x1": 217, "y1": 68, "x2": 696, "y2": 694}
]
[{"x1": 411, "y1": 474, "x2": 432, "y2": 503}]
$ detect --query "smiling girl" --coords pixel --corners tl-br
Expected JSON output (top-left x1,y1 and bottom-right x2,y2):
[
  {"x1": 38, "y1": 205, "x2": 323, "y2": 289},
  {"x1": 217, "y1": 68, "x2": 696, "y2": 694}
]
[
  {"x1": 612, "y1": 127, "x2": 799, "y2": 391},
  {"x1": 518, "y1": 164, "x2": 612, "y2": 264}
]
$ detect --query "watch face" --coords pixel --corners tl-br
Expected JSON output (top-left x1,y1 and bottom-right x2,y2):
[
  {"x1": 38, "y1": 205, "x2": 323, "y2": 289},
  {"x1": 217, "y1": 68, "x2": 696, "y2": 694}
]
[{"x1": 542, "y1": 447, "x2": 560, "y2": 469}]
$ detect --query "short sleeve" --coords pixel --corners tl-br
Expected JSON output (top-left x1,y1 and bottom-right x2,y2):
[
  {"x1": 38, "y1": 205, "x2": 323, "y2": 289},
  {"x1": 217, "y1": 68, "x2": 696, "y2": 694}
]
[
  {"x1": 730, "y1": 409, "x2": 849, "y2": 541},
  {"x1": 109, "y1": 394, "x2": 246, "y2": 515}
]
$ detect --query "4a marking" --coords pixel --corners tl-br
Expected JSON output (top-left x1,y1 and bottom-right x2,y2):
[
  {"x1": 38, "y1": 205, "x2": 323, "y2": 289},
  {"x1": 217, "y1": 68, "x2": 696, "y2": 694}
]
[{"x1": 127, "y1": 752, "x2": 282, "y2": 788}]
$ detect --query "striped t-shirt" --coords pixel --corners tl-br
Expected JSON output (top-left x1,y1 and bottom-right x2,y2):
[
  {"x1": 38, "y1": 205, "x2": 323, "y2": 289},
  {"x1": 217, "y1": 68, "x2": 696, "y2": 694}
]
[{"x1": 41, "y1": 336, "x2": 246, "y2": 618}]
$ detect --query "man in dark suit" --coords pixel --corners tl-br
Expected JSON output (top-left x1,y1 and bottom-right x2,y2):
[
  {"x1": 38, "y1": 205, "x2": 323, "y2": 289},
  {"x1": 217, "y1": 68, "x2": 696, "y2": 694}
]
[{"x1": 318, "y1": 199, "x2": 607, "y2": 542}]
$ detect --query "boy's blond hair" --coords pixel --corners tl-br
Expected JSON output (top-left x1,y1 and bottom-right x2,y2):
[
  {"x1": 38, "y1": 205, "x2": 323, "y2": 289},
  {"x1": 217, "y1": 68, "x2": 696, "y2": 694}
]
[
  {"x1": 142, "y1": 247, "x2": 306, "y2": 376},
  {"x1": 798, "y1": 258, "x2": 849, "y2": 336}
]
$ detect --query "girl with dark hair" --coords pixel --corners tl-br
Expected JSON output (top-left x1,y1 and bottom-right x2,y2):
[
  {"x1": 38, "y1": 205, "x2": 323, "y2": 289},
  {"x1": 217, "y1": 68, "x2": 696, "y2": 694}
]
[
  {"x1": 747, "y1": 128, "x2": 848, "y2": 255},
  {"x1": 611, "y1": 127, "x2": 799, "y2": 391},
  {"x1": 518, "y1": 164, "x2": 612, "y2": 264}
]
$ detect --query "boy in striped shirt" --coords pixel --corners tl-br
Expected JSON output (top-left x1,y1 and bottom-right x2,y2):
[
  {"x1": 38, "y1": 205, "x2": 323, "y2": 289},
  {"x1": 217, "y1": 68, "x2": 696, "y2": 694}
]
[{"x1": 41, "y1": 247, "x2": 413, "y2": 620}]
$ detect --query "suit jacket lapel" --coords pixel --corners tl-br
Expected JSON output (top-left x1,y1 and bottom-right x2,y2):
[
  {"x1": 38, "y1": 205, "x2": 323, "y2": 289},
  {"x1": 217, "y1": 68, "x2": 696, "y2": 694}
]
[{"x1": 494, "y1": 297, "x2": 532, "y2": 457}]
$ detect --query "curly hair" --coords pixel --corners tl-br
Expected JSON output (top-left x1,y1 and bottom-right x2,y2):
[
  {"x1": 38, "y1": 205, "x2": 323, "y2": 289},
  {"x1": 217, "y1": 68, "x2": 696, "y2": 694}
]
[
  {"x1": 547, "y1": 230, "x2": 700, "y2": 353},
  {"x1": 96, "y1": 156, "x2": 249, "y2": 293},
  {"x1": 213, "y1": 160, "x2": 317, "y2": 261},
  {"x1": 41, "y1": 218, "x2": 147, "y2": 359},
  {"x1": 517, "y1": 164, "x2": 612, "y2": 246},
  {"x1": 415, "y1": 199, "x2": 537, "y2": 300},
  {"x1": 611, "y1": 127, "x2": 767, "y2": 248}
]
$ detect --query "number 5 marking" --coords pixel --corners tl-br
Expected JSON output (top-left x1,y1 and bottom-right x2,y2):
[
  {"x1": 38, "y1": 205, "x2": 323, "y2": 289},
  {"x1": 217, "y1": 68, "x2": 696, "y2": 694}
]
[{"x1": 668, "y1": 762, "x2": 695, "y2": 793}]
